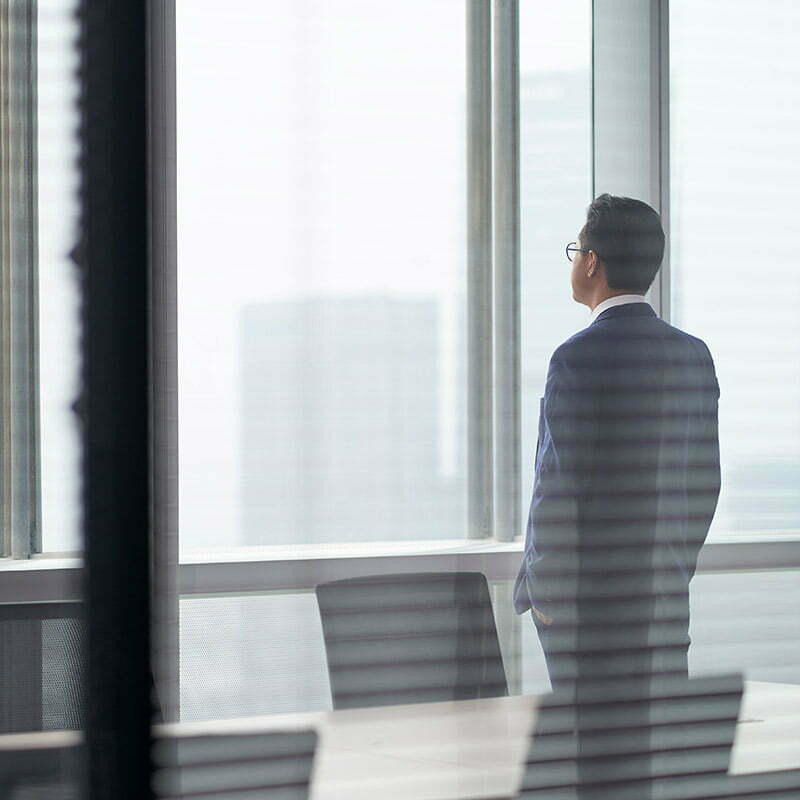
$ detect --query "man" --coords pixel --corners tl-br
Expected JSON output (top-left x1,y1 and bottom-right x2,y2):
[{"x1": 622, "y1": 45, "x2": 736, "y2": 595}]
[{"x1": 513, "y1": 194, "x2": 721, "y2": 693}]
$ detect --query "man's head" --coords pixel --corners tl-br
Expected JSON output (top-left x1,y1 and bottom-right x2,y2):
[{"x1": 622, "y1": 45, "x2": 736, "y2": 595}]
[{"x1": 570, "y1": 194, "x2": 665, "y2": 307}]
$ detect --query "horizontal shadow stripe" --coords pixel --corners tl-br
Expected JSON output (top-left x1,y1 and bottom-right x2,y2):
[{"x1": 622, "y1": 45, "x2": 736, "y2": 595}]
[
  {"x1": 328, "y1": 653, "x2": 506, "y2": 672},
  {"x1": 534, "y1": 487, "x2": 721, "y2": 500},
  {"x1": 526, "y1": 712, "x2": 739, "y2": 744},
  {"x1": 525, "y1": 741, "x2": 738, "y2": 770},
  {"x1": 540, "y1": 642, "x2": 694, "y2": 659},
  {"x1": 320, "y1": 600, "x2": 492, "y2": 615},
  {"x1": 157, "y1": 778, "x2": 313, "y2": 799},
  {"x1": 157, "y1": 750, "x2": 317, "y2": 769},
  {"x1": 531, "y1": 511, "x2": 719, "y2": 524},
  {"x1": 333, "y1": 680, "x2": 509, "y2": 701},
  {"x1": 325, "y1": 629, "x2": 502, "y2": 647},
  {"x1": 520, "y1": 766, "x2": 735, "y2": 794}
]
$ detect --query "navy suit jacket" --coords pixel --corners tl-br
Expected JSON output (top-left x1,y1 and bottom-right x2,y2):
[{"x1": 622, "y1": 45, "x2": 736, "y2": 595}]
[{"x1": 513, "y1": 302, "x2": 720, "y2": 620}]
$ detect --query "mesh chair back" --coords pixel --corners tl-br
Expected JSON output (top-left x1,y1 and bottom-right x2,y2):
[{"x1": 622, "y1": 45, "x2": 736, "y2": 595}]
[
  {"x1": 152, "y1": 729, "x2": 317, "y2": 800},
  {"x1": 520, "y1": 673, "x2": 744, "y2": 799},
  {"x1": 0, "y1": 603, "x2": 85, "y2": 734},
  {"x1": 316, "y1": 572, "x2": 508, "y2": 709}
]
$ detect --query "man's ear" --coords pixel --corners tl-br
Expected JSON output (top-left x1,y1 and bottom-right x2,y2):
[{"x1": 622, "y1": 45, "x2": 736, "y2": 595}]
[
  {"x1": 589, "y1": 253, "x2": 606, "y2": 282},
  {"x1": 586, "y1": 251, "x2": 598, "y2": 278}
]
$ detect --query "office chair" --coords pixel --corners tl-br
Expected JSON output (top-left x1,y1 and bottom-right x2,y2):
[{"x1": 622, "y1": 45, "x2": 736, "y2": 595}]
[
  {"x1": 316, "y1": 571, "x2": 508, "y2": 709},
  {"x1": 519, "y1": 673, "x2": 744, "y2": 799},
  {"x1": 0, "y1": 739, "x2": 82, "y2": 800},
  {"x1": 0, "y1": 600, "x2": 165, "y2": 736},
  {"x1": 152, "y1": 728, "x2": 318, "y2": 800},
  {"x1": 0, "y1": 602, "x2": 86, "y2": 735}
]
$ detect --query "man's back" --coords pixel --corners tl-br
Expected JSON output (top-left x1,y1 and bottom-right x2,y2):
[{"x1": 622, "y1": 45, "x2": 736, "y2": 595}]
[{"x1": 514, "y1": 302, "x2": 720, "y2": 685}]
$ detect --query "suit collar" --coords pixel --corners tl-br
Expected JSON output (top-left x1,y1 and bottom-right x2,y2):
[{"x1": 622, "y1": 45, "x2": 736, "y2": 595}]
[
  {"x1": 590, "y1": 293, "x2": 649, "y2": 322},
  {"x1": 591, "y1": 302, "x2": 657, "y2": 325}
]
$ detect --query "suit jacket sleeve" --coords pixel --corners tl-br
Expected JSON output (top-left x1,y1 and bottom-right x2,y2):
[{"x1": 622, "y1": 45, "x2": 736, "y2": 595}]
[
  {"x1": 686, "y1": 357, "x2": 721, "y2": 579},
  {"x1": 524, "y1": 349, "x2": 596, "y2": 610}
]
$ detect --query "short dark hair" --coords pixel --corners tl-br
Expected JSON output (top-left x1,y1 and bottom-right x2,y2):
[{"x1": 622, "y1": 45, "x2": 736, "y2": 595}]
[{"x1": 580, "y1": 194, "x2": 665, "y2": 294}]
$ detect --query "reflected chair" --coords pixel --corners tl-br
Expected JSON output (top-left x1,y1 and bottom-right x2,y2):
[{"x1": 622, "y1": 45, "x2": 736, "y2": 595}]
[
  {"x1": 519, "y1": 673, "x2": 744, "y2": 799},
  {"x1": 315, "y1": 572, "x2": 509, "y2": 709},
  {"x1": 152, "y1": 729, "x2": 317, "y2": 800}
]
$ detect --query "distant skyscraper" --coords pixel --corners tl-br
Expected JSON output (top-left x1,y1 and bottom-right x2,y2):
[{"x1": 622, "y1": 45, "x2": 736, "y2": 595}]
[{"x1": 241, "y1": 296, "x2": 465, "y2": 546}]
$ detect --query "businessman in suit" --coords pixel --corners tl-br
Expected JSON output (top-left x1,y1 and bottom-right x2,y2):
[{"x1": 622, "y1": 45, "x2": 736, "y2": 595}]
[{"x1": 513, "y1": 194, "x2": 721, "y2": 694}]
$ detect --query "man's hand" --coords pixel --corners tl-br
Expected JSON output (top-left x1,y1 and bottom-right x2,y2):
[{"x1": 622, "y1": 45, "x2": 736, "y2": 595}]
[{"x1": 532, "y1": 606, "x2": 553, "y2": 626}]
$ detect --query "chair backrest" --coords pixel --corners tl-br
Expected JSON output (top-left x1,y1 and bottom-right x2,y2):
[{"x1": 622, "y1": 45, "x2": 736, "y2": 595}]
[
  {"x1": 315, "y1": 572, "x2": 508, "y2": 709},
  {"x1": 519, "y1": 673, "x2": 744, "y2": 799},
  {"x1": 0, "y1": 602, "x2": 85, "y2": 734},
  {"x1": 152, "y1": 729, "x2": 318, "y2": 800},
  {"x1": 0, "y1": 735, "x2": 82, "y2": 799},
  {"x1": 0, "y1": 601, "x2": 166, "y2": 735}
]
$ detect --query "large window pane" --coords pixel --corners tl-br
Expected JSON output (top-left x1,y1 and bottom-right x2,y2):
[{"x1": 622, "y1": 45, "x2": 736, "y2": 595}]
[
  {"x1": 0, "y1": 3, "x2": 85, "y2": 796},
  {"x1": 177, "y1": 1, "x2": 467, "y2": 552},
  {"x1": 670, "y1": 0, "x2": 800, "y2": 540},
  {"x1": 37, "y1": 0, "x2": 82, "y2": 554},
  {"x1": 519, "y1": 0, "x2": 592, "y2": 531}
]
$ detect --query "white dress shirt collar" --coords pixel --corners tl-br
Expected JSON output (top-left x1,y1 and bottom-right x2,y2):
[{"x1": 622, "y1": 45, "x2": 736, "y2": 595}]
[{"x1": 590, "y1": 294, "x2": 651, "y2": 324}]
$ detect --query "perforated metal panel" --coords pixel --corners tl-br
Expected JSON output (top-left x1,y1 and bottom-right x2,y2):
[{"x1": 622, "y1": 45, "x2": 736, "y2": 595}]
[{"x1": 0, "y1": 604, "x2": 84, "y2": 734}]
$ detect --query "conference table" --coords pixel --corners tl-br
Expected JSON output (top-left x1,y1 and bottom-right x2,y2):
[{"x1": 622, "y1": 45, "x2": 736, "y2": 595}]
[{"x1": 1, "y1": 680, "x2": 799, "y2": 799}]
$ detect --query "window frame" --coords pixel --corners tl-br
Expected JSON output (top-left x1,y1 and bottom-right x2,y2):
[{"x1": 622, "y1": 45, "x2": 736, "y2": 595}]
[
  {"x1": 592, "y1": 0, "x2": 671, "y2": 318},
  {"x1": 2, "y1": 0, "x2": 799, "y2": 610},
  {"x1": 1, "y1": 0, "x2": 41, "y2": 560},
  {"x1": 2, "y1": 3, "x2": 799, "y2": 796}
]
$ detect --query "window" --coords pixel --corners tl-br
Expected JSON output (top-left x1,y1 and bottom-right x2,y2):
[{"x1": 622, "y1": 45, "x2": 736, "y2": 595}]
[
  {"x1": 519, "y1": 0, "x2": 592, "y2": 529},
  {"x1": 670, "y1": 0, "x2": 800, "y2": 540},
  {"x1": 0, "y1": 0, "x2": 81, "y2": 558},
  {"x1": 173, "y1": 0, "x2": 597, "y2": 718},
  {"x1": 37, "y1": 0, "x2": 81, "y2": 554},
  {"x1": 177, "y1": 1, "x2": 468, "y2": 551},
  {"x1": 0, "y1": 6, "x2": 85, "y2": 796},
  {"x1": 2, "y1": 5, "x2": 799, "y2": 795}
]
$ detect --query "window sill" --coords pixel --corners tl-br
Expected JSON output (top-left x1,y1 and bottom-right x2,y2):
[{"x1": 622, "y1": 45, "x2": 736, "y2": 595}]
[
  {"x1": 0, "y1": 554, "x2": 82, "y2": 570},
  {"x1": 180, "y1": 538, "x2": 521, "y2": 564},
  {"x1": 2, "y1": 537, "x2": 800, "y2": 603}
]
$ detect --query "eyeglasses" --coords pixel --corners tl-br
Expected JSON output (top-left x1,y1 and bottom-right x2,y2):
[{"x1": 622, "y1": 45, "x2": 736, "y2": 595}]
[{"x1": 565, "y1": 242, "x2": 589, "y2": 262}]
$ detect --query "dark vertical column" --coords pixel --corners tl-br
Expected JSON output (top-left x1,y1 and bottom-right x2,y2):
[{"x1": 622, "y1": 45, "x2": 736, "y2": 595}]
[{"x1": 76, "y1": 1, "x2": 152, "y2": 798}]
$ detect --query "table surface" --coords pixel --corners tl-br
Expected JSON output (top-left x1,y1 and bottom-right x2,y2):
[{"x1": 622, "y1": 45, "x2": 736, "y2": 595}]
[{"x1": 2, "y1": 680, "x2": 799, "y2": 800}]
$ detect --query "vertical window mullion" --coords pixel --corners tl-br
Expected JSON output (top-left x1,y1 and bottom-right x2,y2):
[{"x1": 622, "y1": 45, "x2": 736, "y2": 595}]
[
  {"x1": 492, "y1": 0, "x2": 520, "y2": 544},
  {"x1": 592, "y1": 0, "x2": 670, "y2": 319},
  {"x1": 1, "y1": 0, "x2": 40, "y2": 559},
  {"x1": 466, "y1": 0, "x2": 494, "y2": 540},
  {"x1": 1, "y1": 0, "x2": 10, "y2": 558},
  {"x1": 149, "y1": 0, "x2": 180, "y2": 723},
  {"x1": 654, "y1": 0, "x2": 670, "y2": 322}
]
